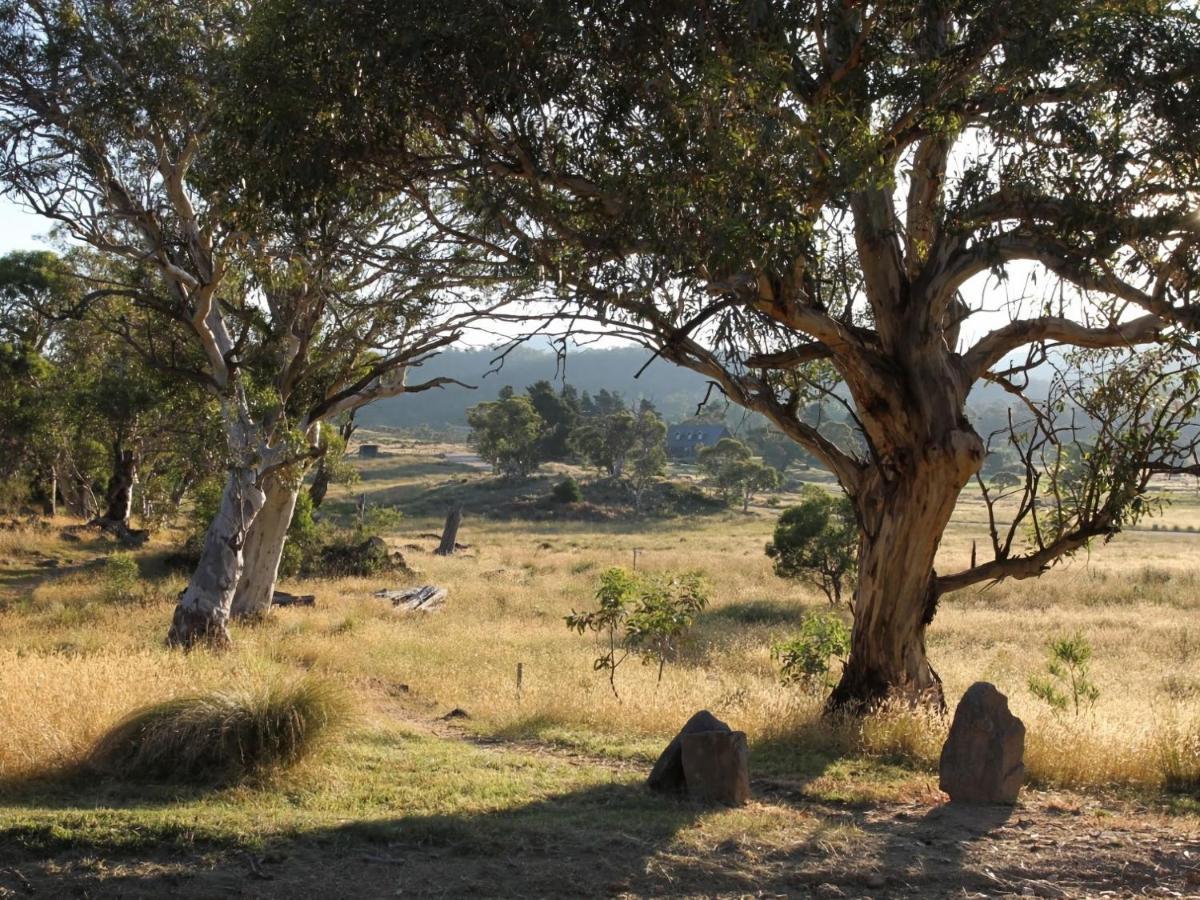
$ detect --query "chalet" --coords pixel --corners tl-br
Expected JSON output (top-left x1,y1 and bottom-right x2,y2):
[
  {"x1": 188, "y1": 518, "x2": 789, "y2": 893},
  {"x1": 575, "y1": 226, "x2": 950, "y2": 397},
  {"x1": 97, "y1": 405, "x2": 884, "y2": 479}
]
[{"x1": 666, "y1": 422, "x2": 731, "y2": 460}]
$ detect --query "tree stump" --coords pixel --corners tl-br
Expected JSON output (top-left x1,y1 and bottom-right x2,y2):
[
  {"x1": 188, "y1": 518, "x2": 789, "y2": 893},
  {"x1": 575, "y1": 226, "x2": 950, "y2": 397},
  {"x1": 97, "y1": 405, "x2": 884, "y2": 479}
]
[{"x1": 435, "y1": 506, "x2": 463, "y2": 556}]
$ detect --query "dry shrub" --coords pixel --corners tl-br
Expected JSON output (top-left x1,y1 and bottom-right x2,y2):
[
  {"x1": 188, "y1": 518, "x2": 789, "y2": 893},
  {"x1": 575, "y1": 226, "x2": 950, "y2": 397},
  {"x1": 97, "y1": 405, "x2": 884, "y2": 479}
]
[{"x1": 87, "y1": 676, "x2": 350, "y2": 783}]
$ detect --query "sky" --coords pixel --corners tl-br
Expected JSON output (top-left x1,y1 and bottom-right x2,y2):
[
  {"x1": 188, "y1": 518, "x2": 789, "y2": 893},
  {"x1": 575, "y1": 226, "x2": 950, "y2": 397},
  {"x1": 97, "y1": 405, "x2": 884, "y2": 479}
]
[{"x1": 0, "y1": 197, "x2": 54, "y2": 254}]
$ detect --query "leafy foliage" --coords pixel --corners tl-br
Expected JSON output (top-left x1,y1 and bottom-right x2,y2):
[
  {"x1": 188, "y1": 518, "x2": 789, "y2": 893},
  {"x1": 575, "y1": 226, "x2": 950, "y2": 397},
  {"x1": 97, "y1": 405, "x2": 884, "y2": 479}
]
[
  {"x1": 551, "y1": 476, "x2": 583, "y2": 504},
  {"x1": 565, "y1": 567, "x2": 709, "y2": 697},
  {"x1": 766, "y1": 487, "x2": 859, "y2": 606},
  {"x1": 698, "y1": 438, "x2": 781, "y2": 511},
  {"x1": 1028, "y1": 633, "x2": 1101, "y2": 716},
  {"x1": 771, "y1": 614, "x2": 852, "y2": 691},
  {"x1": 466, "y1": 396, "x2": 545, "y2": 479}
]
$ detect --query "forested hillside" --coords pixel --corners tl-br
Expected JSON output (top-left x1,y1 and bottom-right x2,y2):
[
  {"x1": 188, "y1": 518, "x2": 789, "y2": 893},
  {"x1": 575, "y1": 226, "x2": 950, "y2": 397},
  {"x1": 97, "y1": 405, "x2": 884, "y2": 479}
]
[{"x1": 360, "y1": 344, "x2": 1040, "y2": 431}]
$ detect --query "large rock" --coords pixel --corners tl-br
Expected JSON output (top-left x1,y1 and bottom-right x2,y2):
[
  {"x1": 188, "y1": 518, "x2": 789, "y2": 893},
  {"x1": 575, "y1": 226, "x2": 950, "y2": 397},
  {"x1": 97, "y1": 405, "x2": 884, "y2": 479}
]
[
  {"x1": 648, "y1": 710, "x2": 750, "y2": 805},
  {"x1": 939, "y1": 682, "x2": 1025, "y2": 804},
  {"x1": 680, "y1": 730, "x2": 751, "y2": 805}
]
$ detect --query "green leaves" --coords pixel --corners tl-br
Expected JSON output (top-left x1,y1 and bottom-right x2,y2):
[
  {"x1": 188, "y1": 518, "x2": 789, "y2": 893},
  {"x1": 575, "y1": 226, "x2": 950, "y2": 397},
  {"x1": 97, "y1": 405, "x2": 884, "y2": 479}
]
[
  {"x1": 771, "y1": 613, "x2": 851, "y2": 690},
  {"x1": 766, "y1": 486, "x2": 858, "y2": 605},
  {"x1": 565, "y1": 566, "x2": 709, "y2": 698},
  {"x1": 1028, "y1": 632, "x2": 1101, "y2": 716}
]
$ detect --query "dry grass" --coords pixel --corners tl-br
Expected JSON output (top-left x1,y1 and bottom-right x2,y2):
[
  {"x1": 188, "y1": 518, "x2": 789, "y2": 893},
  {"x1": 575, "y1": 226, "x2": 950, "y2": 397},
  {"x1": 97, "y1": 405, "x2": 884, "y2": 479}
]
[
  {"x1": 87, "y1": 675, "x2": 350, "y2": 782},
  {"x1": 1, "y1": 443, "x2": 1199, "y2": 798}
]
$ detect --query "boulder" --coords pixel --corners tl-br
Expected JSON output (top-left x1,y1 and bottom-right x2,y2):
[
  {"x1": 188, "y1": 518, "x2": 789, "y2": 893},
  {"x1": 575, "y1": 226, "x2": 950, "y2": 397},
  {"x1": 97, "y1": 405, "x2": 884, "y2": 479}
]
[
  {"x1": 647, "y1": 710, "x2": 729, "y2": 793},
  {"x1": 939, "y1": 682, "x2": 1025, "y2": 804},
  {"x1": 680, "y1": 730, "x2": 751, "y2": 805},
  {"x1": 648, "y1": 710, "x2": 750, "y2": 805}
]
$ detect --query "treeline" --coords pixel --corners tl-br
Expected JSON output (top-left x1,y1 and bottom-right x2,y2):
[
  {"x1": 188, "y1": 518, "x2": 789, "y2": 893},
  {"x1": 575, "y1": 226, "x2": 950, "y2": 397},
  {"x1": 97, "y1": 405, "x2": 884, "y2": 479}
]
[{"x1": 465, "y1": 381, "x2": 795, "y2": 513}]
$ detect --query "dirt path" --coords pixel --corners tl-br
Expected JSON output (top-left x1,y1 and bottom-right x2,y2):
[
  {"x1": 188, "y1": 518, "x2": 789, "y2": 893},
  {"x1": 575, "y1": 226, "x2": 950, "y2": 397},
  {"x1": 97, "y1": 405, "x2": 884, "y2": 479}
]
[{"x1": 374, "y1": 690, "x2": 1200, "y2": 898}]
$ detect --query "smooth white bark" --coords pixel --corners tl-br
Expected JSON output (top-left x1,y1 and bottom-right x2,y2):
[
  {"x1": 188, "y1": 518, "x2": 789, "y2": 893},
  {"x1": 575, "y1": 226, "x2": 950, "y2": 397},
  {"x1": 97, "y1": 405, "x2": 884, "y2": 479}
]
[{"x1": 230, "y1": 473, "x2": 300, "y2": 620}]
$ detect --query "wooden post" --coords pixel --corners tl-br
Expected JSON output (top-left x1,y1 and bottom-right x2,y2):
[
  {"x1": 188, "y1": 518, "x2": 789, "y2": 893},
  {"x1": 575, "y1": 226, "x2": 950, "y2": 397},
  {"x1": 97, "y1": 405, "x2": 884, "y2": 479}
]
[
  {"x1": 516, "y1": 662, "x2": 523, "y2": 699},
  {"x1": 435, "y1": 506, "x2": 463, "y2": 556}
]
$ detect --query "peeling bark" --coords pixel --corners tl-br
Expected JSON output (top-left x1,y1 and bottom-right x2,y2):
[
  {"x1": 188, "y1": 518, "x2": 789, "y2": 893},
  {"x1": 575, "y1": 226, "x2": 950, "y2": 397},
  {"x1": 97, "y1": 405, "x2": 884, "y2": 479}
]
[{"x1": 828, "y1": 434, "x2": 983, "y2": 713}]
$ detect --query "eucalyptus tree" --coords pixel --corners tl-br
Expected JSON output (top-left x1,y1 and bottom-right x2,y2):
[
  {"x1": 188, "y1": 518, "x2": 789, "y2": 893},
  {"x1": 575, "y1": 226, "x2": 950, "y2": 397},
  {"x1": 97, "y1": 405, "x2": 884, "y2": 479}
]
[
  {"x1": 0, "y1": 1, "x2": 482, "y2": 644},
  {"x1": 301, "y1": 0, "x2": 1200, "y2": 709}
]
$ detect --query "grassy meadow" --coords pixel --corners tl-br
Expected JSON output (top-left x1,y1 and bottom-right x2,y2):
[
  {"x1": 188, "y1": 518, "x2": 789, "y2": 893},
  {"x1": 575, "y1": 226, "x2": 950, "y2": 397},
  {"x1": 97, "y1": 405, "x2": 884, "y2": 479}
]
[{"x1": 1, "y1": 437, "x2": 1199, "y2": 895}]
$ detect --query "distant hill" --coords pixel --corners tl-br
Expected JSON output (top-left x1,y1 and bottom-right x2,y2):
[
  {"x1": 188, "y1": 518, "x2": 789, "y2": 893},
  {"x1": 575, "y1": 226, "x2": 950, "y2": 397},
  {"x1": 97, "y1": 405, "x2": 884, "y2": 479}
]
[{"x1": 358, "y1": 345, "x2": 1046, "y2": 431}]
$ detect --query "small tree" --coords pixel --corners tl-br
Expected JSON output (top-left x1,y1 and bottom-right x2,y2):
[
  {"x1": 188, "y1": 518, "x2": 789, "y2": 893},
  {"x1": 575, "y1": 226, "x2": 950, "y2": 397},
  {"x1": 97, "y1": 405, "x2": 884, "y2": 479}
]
[
  {"x1": 466, "y1": 396, "x2": 545, "y2": 479},
  {"x1": 767, "y1": 487, "x2": 860, "y2": 606},
  {"x1": 570, "y1": 409, "x2": 637, "y2": 477},
  {"x1": 566, "y1": 567, "x2": 709, "y2": 697},
  {"x1": 772, "y1": 613, "x2": 852, "y2": 691},
  {"x1": 1029, "y1": 633, "x2": 1101, "y2": 716},
  {"x1": 698, "y1": 438, "x2": 780, "y2": 511},
  {"x1": 625, "y1": 410, "x2": 668, "y2": 514}
]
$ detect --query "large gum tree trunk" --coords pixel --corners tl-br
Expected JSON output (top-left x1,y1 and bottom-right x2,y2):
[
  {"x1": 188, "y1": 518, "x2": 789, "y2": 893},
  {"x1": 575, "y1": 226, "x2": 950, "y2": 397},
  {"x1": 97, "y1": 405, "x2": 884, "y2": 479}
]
[
  {"x1": 167, "y1": 465, "x2": 265, "y2": 649},
  {"x1": 827, "y1": 439, "x2": 981, "y2": 714},
  {"x1": 230, "y1": 472, "x2": 299, "y2": 621}
]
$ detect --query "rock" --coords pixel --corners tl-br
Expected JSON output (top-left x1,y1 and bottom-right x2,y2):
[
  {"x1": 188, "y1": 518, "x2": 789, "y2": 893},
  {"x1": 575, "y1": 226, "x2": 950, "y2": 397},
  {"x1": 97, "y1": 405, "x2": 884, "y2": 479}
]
[
  {"x1": 441, "y1": 708, "x2": 470, "y2": 720},
  {"x1": 648, "y1": 710, "x2": 731, "y2": 793},
  {"x1": 864, "y1": 873, "x2": 887, "y2": 889},
  {"x1": 648, "y1": 710, "x2": 750, "y2": 805},
  {"x1": 679, "y1": 730, "x2": 750, "y2": 806},
  {"x1": 939, "y1": 682, "x2": 1025, "y2": 804}
]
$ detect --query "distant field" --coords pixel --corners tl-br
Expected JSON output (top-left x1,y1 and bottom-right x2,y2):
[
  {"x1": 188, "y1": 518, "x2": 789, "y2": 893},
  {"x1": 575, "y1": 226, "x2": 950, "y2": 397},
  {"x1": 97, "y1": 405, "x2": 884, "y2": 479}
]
[{"x1": 1, "y1": 439, "x2": 1198, "y2": 895}]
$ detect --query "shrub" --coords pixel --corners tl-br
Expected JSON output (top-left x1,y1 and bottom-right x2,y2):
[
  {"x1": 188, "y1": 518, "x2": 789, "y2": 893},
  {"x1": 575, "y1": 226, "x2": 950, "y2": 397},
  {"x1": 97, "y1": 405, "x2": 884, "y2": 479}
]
[
  {"x1": 87, "y1": 676, "x2": 349, "y2": 783},
  {"x1": 1028, "y1": 632, "x2": 1100, "y2": 716},
  {"x1": 565, "y1": 567, "x2": 709, "y2": 697},
  {"x1": 551, "y1": 476, "x2": 583, "y2": 504},
  {"x1": 278, "y1": 490, "x2": 319, "y2": 578},
  {"x1": 101, "y1": 553, "x2": 140, "y2": 604},
  {"x1": 766, "y1": 486, "x2": 858, "y2": 605},
  {"x1": 772, "y1": 612, "x2": 851, "y2": 689}
]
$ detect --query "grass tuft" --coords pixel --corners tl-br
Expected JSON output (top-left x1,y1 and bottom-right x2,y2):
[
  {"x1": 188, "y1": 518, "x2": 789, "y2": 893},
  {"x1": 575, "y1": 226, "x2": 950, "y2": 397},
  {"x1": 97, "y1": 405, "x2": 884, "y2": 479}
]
[{"x1": 86, "y1": 676, "x2": 350, "y2": 783}]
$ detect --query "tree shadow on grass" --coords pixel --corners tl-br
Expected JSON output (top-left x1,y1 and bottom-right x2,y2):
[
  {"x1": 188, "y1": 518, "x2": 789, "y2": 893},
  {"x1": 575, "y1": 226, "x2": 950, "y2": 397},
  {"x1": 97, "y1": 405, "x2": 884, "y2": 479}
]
[{"x1": 1, "y1": 768, "x2": 1192, "y2": 897}]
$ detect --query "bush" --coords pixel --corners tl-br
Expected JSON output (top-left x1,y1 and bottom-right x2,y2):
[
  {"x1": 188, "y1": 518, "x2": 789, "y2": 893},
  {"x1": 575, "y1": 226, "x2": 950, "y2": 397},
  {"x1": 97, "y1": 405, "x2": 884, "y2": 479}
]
[
  {"x1": 772, "y1": 612, "x2": 851, "y2": 689},
  {"x1": 551, "y1": 476, "x2": 583, "y2": 504},
  {"x1": 566, "y1": 567, "x2": 709, "y2": 696},
  {"x1": 278, "y1": 490, "x2": 320, "y2": 578},
  {"x1": 100, "y1": 552, "x2": 140, "y2": 604},
  {"x1": 766, "y1": 486, "x2": 858, "y2": 605},
  {"x1": 87, "y1": 676, "x2": 349, "y2": 783}
]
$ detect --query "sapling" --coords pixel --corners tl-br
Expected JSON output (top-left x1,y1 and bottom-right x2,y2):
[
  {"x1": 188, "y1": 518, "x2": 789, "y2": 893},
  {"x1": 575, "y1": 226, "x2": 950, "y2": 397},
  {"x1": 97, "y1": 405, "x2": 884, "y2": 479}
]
[
  {"x1": 565, "y1": 567, "x2": 708, "y2": 698},
  {"x1": 771, "y1": 613, "x2": 851, "y2": 690},
  {"x1": 1029, "y1": 633, "x2": 1101, "y2": 716}
]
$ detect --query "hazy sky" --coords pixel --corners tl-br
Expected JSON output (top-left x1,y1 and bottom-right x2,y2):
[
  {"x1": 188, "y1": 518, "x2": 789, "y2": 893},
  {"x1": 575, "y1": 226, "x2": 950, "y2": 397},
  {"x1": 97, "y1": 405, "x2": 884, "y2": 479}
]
[{"x1": 0, "y1": 197, "x2": 53, "y2": 253}]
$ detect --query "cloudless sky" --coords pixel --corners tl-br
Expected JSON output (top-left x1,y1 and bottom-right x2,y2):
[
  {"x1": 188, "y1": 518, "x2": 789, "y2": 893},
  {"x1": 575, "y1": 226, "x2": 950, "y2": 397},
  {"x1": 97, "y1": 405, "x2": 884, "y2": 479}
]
[{"x1": 0, "y1": 197, "x2": 54, "y2": 253}]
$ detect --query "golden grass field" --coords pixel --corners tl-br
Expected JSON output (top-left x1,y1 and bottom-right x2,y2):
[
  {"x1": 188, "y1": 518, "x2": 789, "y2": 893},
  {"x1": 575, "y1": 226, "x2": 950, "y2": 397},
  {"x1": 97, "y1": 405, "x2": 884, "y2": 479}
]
[{"x1": 1, "y1": 438, "x2": 1199, "y2": 896}]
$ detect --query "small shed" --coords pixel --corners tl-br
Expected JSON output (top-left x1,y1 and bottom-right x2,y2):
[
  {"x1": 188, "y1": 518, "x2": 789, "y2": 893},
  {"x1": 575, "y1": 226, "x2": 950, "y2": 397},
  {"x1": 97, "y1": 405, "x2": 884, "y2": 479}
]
[
  {"x1": 666, "y1": 423, "x2": 731, "y2": 460},
  {"x1": 358, "y1": 444, "x2": 382, "y2": 459}
]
